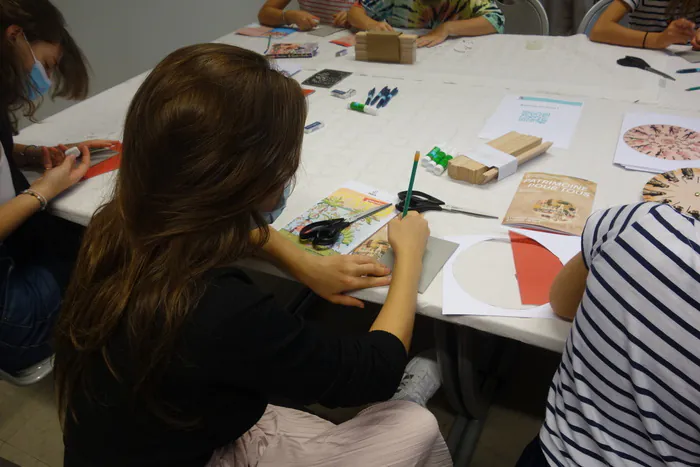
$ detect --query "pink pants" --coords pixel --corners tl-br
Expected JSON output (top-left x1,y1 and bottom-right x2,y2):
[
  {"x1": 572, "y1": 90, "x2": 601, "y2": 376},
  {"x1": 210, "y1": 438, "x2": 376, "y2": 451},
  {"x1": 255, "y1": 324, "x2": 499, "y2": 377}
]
[{"x1": 207, "y1": 400, "x2": 453, "y2": 467}]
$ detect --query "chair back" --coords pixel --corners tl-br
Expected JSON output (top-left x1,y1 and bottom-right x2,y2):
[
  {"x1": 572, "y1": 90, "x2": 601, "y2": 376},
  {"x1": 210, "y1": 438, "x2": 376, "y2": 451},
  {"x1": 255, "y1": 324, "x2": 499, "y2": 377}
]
[{"x1": 495, "y1": 0, "x2": 550, "y2": 35}]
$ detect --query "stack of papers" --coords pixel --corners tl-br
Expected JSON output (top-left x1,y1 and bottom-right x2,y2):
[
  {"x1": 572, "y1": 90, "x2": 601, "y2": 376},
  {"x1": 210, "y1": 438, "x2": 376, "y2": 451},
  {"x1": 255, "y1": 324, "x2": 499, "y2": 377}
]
[{"x1": 613, "y1": 112, "x2": 700, "y2": 173}]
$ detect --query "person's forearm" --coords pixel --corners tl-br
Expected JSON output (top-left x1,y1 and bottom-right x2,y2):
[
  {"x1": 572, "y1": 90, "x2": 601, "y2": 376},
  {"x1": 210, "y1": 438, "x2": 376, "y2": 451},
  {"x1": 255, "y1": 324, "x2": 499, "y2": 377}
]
[
  {"x1": 0, "y1": 194, "x2": 42, "y2": 241},
  {"x1": 590, "y1": 22, "x2": 661, "y2": 49},
  {"x1": 259, "y1": 6, "x2": 288, "y2": 26},
  {"x1": 370, "y1": 253, "x2": 422, "y2": 351},
  {"x1": 443, "y1": 16, "x2": 497, "y2": 37},
  {"x1": 348, "y1": 6, "x2": 375, "y2": 30},
  {"x1": 549, "y1": 253, "x2": 588, "y2": 320},
  {"x1": 253, "y1": 226, "x2": 307, "y2": 276},
  {"x1": 12, "y1": 144, "x2": 43, "y2": 168}
]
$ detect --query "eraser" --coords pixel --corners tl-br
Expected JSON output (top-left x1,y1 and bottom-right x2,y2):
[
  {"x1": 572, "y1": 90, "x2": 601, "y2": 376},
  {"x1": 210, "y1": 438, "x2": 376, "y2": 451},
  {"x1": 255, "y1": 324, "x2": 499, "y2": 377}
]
[
  {"x1": 65, "y1": 147, "x2": 81, "y2": 157},
  {"x1": 336, "y1": 49, "x2": 348, "y2": 57},
  {"x1": 331, "y1": 88, "x2": 356, "y2": 99},
  {"x1": 304, "y1": 121, "x2": 324, "y2": 134}
]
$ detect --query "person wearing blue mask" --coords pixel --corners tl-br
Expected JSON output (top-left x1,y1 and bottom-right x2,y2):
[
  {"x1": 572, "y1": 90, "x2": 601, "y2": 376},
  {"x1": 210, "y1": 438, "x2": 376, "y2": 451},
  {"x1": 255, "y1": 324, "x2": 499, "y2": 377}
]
[{"x1": 0, "y1": 0, "x2": 118, "y2": 375}]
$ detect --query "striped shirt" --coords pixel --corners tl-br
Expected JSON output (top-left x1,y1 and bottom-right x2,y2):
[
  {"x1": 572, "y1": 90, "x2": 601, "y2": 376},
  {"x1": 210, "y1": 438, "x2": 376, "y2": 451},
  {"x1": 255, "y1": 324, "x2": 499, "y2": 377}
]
[
  {"x1": 622, "y1": 0, "x2": 700, "y2": 32},
  {"x1": 298, "y1": 0, "x2": 355, "y2": 25},
  {"x1": 540, "y1": 202, "x2": 700, "y2": 467}
]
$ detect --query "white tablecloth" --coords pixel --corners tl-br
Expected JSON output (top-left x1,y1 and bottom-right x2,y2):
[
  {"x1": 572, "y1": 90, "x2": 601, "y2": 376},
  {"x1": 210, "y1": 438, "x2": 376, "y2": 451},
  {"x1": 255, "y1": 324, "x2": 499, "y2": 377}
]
[{"x1": 18, "y1": 30, "x2": 700, "y2": 353}]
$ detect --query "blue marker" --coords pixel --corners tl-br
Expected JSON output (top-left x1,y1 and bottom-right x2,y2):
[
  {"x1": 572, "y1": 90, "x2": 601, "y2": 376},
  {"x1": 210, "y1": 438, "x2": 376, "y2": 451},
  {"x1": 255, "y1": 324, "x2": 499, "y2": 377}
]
[
  {"x1": 677, "y1": 68, "x2": 700, "y2": 74},
  {"x1": 365, "y1": 87, "x2": 375, "y2": 105},
  {"x1": 379, "y1": 88, "x2": 399, "y2": 108},
  {"x1": 370, "y1": 94, "x2": 381, "y2": 106},
  {"x1": 380, "y1": 86, "x2": 390, "y2": 96}
]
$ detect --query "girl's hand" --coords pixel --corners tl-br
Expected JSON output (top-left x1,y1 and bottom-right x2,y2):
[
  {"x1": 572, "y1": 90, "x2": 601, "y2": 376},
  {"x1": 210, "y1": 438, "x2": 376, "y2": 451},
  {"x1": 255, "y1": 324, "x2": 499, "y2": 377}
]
[
  {"x1": 43, "y1": 139, "x2": 119, "y2": 169},
  {"x1": 388, "y1": 212, "x2": 430, "y2": 261},
  {"x1": 692, "y1": 29, "x2": 700, "y2": 50},
  {"x1": 294, "y1": 254, "x2": 392, "y2": 308},
  {"x1": 369, "y1": 20, "x2": 394, "y2": 32},
  {"x1": 333, "y1": 11, "x2": 349, "y2": 28},
  {"x1": 31, "y1": 146, "x2": 91, "y2": 201},
  {"x1": 286, "y1": 10, "x2": 320, "y2": 30},
  {"x1": 654, "y1": 18, "x2": 696, "y2": 48},
  {"x1": 417, "y1": 23, "x2": 450, "y2": 48}
]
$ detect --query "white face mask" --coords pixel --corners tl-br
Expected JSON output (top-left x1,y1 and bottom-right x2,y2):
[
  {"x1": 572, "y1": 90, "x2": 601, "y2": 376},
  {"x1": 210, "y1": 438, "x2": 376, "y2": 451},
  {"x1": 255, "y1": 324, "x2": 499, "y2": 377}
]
[{"x1": 23, "y1": 34, "x2": 52, "y2": 100}]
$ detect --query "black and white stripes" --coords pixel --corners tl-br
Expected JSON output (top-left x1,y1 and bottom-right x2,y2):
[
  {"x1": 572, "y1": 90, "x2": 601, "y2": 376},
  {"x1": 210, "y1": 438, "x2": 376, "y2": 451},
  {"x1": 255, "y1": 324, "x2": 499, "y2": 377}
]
[
  {"x1": 622, "y1": 0, "x2": 700, "y2": 32},
  {"x1": 541, "y1": 203, "x2": 700, "y2": 466}
]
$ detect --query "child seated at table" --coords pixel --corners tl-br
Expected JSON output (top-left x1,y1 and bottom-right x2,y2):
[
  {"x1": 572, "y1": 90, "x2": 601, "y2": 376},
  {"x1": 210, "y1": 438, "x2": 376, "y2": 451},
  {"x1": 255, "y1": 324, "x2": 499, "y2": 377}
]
[
  {"x1": 258, "y1": 0, "x2": 355, "y2": 30},
  {"x1": 516, "y1": 202, "x2": 700, "y2": 466},
  {"x1": 55, "y1": 43, "x2": 451, "y2": 467},
  {"x1": 590, "y1": 0, "x2": 700, "y2": 50},
  {"x1": 348, "y1": 0, "x2": 505, "y2": 48}
]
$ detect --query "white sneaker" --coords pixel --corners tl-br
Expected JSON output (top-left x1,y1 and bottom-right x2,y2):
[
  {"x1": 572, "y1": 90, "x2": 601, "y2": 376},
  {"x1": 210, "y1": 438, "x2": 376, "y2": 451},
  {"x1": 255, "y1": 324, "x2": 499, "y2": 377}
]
[{"x1": 391, "y1": 350, "x2": 441, "y2": 407}]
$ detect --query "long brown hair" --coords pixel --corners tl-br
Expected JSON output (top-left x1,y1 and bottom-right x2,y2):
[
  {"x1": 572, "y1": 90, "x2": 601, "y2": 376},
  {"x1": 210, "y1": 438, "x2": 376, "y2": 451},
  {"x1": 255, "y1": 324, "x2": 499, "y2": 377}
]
[
  {"x1": 55, "y1": 43, "x2": 306, "y2": 425},
  {"x1": 0, "y1": 0, "x2": 89, "y2": 130},
  {"x1": 666, "y1": 0, "x2": 700, "y2": 17}
]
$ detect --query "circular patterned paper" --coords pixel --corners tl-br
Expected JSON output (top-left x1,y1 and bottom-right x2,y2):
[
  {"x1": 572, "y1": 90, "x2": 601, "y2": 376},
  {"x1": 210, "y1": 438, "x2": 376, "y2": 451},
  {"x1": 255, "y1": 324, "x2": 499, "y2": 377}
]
[
  {"x1": 642, "y1": 168, "x2": 700, "y2": 220},
  {"x1": 532, "y1": 199, "x2": 577, "y2": 223},
  {"x1": 624, "y1": 125, "x2": 700, "y2": 161}
]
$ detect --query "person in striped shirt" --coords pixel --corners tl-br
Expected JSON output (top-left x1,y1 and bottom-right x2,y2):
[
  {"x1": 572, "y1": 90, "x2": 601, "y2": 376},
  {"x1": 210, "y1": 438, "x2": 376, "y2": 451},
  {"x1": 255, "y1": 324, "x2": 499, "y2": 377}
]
[
  {"x1": 258, "y1": 0, "x2": 355, "y2": 30},
  {"x1": 590, "y1": 0, "x2": 699, "y2": 50},
  {"x1": 516, "y1": 202, "x2": 700, "y2": 467},
  {"x1": 348, "y1": 0, "x2": 504, "y2": 48}
]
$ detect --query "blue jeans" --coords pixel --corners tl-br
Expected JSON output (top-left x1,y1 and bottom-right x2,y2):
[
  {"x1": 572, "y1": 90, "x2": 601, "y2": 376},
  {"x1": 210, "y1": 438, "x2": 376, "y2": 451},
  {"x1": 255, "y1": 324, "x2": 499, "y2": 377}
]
[{"x1": 0, "y1": 253, "x2": 62, "y2": 374}]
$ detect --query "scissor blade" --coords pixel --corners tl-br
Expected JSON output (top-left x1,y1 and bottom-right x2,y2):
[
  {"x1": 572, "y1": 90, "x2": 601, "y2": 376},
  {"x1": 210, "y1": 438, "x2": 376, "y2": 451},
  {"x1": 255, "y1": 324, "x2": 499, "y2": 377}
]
[
  {"x1": 346, "y1": 203, "x2": 393, "y2": 223},
  {"x1": 442, "y1": 204, "x2": 498, "y2": 219},
  {"x1": 646, "y1": 66, "x2": 676, "y2": 81}
]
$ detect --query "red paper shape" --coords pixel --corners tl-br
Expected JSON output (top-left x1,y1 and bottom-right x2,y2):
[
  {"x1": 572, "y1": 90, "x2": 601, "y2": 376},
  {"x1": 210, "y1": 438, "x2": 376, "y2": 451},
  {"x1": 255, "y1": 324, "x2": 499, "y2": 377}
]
[
  {"x1": 509, "y1": 231, "x2": 563, "y2": 306},
  {"x1": 82, "y1": 143, "x2": 122, "y2": 180},
  {"x1": 303, "y1": 88, "x2": 316, "y2": 96},
  {"x1": 331, "y1": 34, "x2": 356, "y2": 47}
]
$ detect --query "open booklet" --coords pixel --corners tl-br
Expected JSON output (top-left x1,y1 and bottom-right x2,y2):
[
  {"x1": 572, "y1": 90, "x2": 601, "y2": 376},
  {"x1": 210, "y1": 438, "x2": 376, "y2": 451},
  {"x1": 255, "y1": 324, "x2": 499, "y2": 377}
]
[{"x1": 502, "y1": 172, "x2": 597, "y2": 236}]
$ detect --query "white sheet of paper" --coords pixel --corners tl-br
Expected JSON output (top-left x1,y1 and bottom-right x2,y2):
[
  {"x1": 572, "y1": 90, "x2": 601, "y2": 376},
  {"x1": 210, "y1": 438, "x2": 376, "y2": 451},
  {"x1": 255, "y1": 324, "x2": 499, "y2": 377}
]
[
  {"x1": 465, "y1": 144, "x2": 518, "y2": 180},
  {"x1": 442, "y1": 231, "x2": 581, "y2": 319},
  {"x1": 479, "y1": 95, "x2": 584, "y2": 149},
  {"x1": 275, "y1": 62, "x2": 302, "y2": 78},
  {"x1": 613, "y1": 112, "x2": 700, "y2": 173}
]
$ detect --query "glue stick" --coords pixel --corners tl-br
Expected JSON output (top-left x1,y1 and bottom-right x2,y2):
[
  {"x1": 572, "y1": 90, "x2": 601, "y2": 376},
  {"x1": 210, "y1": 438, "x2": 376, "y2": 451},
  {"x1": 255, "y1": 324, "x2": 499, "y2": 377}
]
[
  {"x1": 348, "y1": 102, "x2": 378, "y2": 116},
  {"x1": 421, "y1": 146, "x2": 441, "y2": 167}
]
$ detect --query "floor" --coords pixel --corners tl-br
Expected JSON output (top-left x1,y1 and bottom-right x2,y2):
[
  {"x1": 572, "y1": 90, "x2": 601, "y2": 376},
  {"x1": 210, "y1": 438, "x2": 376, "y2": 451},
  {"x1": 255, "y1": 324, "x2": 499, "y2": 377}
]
[{"x1": 0, "y1": 275, "x2": 561, "y2": 467}]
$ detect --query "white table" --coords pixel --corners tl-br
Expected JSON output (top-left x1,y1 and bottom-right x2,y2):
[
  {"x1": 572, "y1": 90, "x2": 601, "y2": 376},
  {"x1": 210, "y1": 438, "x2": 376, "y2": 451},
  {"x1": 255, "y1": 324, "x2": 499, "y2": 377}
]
[{"x1": 18, "y1": 30, "x2": 700, "y2": 354}]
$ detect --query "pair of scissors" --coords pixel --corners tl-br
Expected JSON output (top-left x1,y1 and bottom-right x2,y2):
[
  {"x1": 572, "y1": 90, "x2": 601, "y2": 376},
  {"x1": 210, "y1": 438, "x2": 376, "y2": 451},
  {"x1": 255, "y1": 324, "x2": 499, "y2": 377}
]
[
  {"x1": 617, "y1": 56, "x2": 676, "y2": 81},
  {"x1": 299, "y1": 203, "x2": 393, "y2": 248},
  {"x1": 395, "y1": 191, "x2": 498, "y2": 219}
]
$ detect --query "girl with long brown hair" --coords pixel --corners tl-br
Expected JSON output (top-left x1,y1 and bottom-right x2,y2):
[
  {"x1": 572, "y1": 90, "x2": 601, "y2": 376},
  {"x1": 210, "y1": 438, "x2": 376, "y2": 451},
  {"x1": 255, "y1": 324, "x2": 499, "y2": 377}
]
[
  {"x1": 55, "y1": 43, "x2": 452, "y2": 467},
  {"x1": 590, "y1": 0, "x2": 700, "y2": 49},
  {"x1": 0, "y1": 0, "x2": 118, "y2": 375}
]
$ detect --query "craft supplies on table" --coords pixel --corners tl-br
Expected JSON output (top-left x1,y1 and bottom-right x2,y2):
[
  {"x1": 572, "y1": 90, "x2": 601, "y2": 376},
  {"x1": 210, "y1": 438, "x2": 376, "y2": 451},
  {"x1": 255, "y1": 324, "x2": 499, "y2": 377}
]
[
  {"x1": 355, "y1": 31, "x2": 417, "y2": 64},
  {"x1": 448, "y1": 132, "x2": 552, "y2": 184},
  {"x1": 331, "y1": 88, "x2": 355, "y2": 99},
  {"x1": 642, "y1": 168, "x2": 700, "y2": 220},
  {"x1": 265, "y1": 43, "x2": 318, "y2": 58},
  {"x1": 442, "y1": 230, "x2": 581, "y2": 319},
  {"x1": 304, "y1": 121, "x2": 324, "y2": 134},
  {"x1": 395, "y1": 190, "x2": 497, "y2": 219},
  {"x1": 348, "y1": 102, "x2": 378, "y2": 115},
  {"x1": 280, "y1": 181, "x2": 397, "y2": 256},
  {"x1": 479, "y1": 95, "x2": 584, "y2": 149},
  {"x1": 617, "y1": 56, "x2": 675, "y2": 81},
  {"x1": 300, "y1": 202, "x2": 392, "y2": 249},
  {"x1": 501, "y1": 172, "x2": 597, "y2": 236},
  {"x1": 336, "y1": 49, "x2": 348, "y2": 57},
  {"x1": 331, "y1": 34, "x2": 356, "y2": 47},
  {"x1": 422, "y1": 146, "x2": 453, "y2": 175},
  {"x1": 302, "y1": 69, "x2": 352, "y2": 88},
  {"x1": 613, "y1": 112, "x2": 700, "y2": 173}
]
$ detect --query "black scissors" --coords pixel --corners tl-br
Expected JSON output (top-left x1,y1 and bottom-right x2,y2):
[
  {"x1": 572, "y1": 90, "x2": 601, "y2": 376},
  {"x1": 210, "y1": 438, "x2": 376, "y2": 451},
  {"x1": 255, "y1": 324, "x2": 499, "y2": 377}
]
[
  {"x1": 299, "y1": 203, "x2": 393, "y2": 248},
  {"x1": 396, "y1": 191, "x2": 498, "y2": 219},
  {"x1": 617, "y1": 56, "x2": 676, "y2": 81}
]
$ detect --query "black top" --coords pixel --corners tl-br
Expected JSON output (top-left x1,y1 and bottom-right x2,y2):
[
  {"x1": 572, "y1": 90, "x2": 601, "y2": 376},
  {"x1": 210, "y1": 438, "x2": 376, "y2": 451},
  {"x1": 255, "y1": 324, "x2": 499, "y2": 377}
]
[{"x1": 63, "y1": 267, "x2": 408, "y2": 467}]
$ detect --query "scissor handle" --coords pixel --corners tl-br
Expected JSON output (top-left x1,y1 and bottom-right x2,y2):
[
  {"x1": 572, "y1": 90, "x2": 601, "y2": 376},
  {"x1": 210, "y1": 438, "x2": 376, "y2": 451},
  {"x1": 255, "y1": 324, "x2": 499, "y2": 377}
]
[
  {"x1": 395, "y1": 201, "x2": 439, "y2": 213},
  {"x1": 299, "y1": 219, "x2": 349, "y2": 248},
  {"x1": 397, "y1": 190, "x2": 443, "y2": 204}
]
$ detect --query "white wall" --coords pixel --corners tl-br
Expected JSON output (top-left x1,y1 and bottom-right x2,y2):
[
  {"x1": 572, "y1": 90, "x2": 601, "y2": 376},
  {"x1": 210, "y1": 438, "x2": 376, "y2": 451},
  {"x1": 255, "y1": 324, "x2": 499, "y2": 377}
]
[{"x1": 29, "y1": 0, "x2": 265, "y2": 123}]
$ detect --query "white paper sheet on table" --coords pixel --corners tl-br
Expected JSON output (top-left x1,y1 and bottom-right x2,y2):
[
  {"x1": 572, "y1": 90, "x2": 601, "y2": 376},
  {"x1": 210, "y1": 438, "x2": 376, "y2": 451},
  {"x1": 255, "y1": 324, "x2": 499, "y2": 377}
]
[
  {"x1": 479, "y1": 95, "x2": 584, "y2": 149},
  {"x1": 613, "y1": 112, "x2": 700, "y2": 173},
  {"x1": 442, "y1": 230, "x2": 581, "y2": 319}
]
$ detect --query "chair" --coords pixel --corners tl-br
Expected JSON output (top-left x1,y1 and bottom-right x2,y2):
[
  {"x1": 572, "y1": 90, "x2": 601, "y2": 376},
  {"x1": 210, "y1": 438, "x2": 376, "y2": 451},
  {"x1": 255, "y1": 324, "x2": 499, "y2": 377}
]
[
  {"x1": 577, "y1": 0, "x2": 629, "y2": 35},
  {"x1": 0, "y1": 355, "x2": 54, "y2": 386},
  {"x1": 495, "y1": 0, "x2": 550, "y2": 36}
]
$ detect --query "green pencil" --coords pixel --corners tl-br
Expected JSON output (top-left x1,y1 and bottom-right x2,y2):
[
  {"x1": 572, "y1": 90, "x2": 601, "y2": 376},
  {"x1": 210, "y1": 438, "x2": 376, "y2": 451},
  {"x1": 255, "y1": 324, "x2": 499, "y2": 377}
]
[
  {"x1": 687, "y1": 86, "x2": 700, "y2": 92},
  {"x1": 402, "y1": 151, "x2": 420, "y2": 218}
]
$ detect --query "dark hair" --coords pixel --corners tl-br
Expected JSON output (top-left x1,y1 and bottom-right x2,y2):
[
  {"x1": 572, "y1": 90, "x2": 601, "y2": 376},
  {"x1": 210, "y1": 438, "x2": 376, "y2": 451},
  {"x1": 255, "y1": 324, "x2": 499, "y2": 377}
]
[
  {"x1": 666, "y1": 0, "x2": 700, "y2": 17},
  {"x1": 55, "y1": 43, "x2": 306, "y2": 426},
  {"x1": 0, "y1": 0, "x2": 89, "y2": 129}
]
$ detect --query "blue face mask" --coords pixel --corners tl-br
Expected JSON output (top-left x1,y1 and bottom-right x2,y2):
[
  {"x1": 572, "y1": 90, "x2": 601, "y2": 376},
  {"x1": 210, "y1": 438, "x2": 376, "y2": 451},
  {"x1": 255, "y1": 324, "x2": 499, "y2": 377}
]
[
  {"x1": 24, "y1": 35, "x2": 51, "y2": 100},
  {"x1": 262, "y1": 183, "x2": 292, "y2": 224}
]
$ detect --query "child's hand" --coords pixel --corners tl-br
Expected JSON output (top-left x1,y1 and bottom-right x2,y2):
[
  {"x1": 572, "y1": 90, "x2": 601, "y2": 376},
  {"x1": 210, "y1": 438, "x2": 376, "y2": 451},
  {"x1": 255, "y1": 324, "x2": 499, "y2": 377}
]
[
  {"x1": 368, "y1": 20, "x2": 394, "y2": 32},
  {"x1": 31, "y1": 146, "x2": 91, "y2": 201},
  {"x1": 333, "y1": 11, "x2": 348, "y2": 28},
  {"x1": 388, "y1": 212, "x2": 430, "y2": 261},
  {"x1": 286, "y1": 10, "x2": 319, "y2": 31},
  {"x1": 692, "y1": 29, "x2": 700, "y2": 50},
  {"x1": 655, "y1": 18, "x2": 696, "y2": 48},
  {"x1": 417, "y1": 23, "x2": 450, "y2": 48}
]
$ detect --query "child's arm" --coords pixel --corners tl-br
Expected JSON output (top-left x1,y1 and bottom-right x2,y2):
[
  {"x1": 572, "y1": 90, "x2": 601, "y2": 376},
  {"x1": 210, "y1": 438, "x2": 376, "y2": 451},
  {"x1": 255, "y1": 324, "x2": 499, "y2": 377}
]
[
  {"x1": 417, "y1": 17, "x2": 497, "y2": 48},
  {"x1": 549, "y1": 253, "x2": 588, "y2": 321},
  {"x1": 348, "y1": 3, "x2": 393, "y2": 31},
  {"x1": 258, "y1": 0, "x2": 320, "y2": 30},
  {"x1": 590, "y1": 0, "x2": 696, "y2": 49}
]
